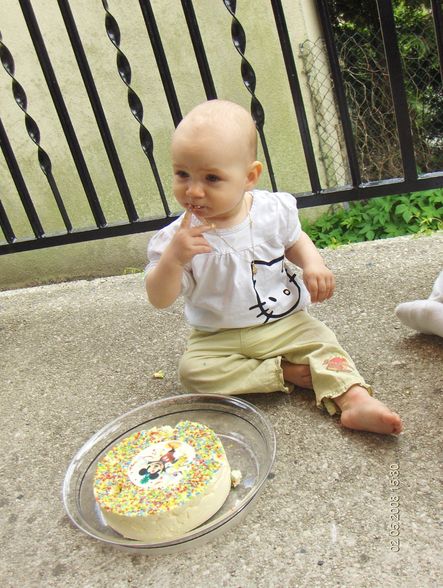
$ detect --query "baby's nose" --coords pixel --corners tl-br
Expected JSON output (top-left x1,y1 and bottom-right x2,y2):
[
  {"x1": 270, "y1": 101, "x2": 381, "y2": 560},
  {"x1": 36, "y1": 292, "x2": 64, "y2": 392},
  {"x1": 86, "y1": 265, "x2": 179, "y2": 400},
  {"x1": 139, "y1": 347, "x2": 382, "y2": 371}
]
[{"x1": 186, "y1": 181, "x2": 205, "y2": 198}]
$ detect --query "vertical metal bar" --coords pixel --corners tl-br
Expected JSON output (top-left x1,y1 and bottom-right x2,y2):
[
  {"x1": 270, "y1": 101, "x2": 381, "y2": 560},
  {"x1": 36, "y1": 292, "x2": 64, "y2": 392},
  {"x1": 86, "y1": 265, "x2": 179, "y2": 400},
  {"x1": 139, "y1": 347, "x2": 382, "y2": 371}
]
[
  {"x1": 270, "y1": 0, "x2": 321, "y2": 194},
  {"x1": 375, "y1": 0, "x2": 417, "y2": 181},
  {"x1": 44, "y1": 169, "x2": 72, "y2": 231},
  {"x1": 222, "y1": 0, "x2": 277, "y2": 191},
  {"x1": 0, "y1": 199, "x2": 16, "y2": 244},
  {"x1": 0, "y1": 118, "x2": 44, "y2": 238},
  {"x1": 57, "y1": 0, "x2": 138, "y2": 223},
  {"x1": 431, "y1": 0, "x2": 443, "y2": 82},
  {"x1": 180, "y1": 0, "x2": 217, "y2": 100},
  {"x1": 315, "y1": 0, "x2": 362, "y2": 188},
  {"x1": 19, "y1": 0, "x2": 107, "y2": 227},
  {"x1": 138, "y1": 0, "x2": 183, "y2": 127}
]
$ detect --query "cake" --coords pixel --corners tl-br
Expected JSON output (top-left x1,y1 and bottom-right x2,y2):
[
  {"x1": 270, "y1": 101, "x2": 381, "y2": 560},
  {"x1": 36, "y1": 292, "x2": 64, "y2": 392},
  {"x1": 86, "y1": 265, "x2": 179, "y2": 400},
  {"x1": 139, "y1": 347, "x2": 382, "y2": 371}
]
[{"x1": 93, "y1": 420, "x2": 231, "y2": 541}]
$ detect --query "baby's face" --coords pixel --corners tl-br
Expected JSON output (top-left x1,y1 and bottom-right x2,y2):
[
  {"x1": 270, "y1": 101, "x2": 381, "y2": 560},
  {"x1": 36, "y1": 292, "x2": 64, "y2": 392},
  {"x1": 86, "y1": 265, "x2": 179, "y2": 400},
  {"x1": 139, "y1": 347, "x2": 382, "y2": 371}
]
[{"x1": 171, "y1": 124, "x2": 256, "y2": 226}]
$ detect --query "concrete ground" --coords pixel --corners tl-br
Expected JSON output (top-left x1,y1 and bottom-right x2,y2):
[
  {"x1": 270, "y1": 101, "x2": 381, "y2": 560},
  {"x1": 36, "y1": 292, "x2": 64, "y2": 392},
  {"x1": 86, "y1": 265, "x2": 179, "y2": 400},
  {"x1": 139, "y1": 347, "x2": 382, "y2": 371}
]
[{"x1": 1, "y1": 233, "x2": 442, "y2": 588}]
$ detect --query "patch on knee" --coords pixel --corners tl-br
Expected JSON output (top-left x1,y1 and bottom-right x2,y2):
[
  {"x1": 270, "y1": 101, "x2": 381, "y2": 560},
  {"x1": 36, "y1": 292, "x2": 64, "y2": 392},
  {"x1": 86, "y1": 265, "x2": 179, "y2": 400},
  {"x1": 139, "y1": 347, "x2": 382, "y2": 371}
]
[{"x1": 323, "y1": 356, "x2": 353, "y2": 373}]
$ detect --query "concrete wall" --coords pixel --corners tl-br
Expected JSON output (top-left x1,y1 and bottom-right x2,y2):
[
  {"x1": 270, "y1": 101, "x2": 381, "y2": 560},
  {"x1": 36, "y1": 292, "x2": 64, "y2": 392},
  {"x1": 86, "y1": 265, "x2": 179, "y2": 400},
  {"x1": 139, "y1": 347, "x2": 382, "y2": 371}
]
[{"x1": 0, "y1": 0, "x2": 340, "y2": 290}]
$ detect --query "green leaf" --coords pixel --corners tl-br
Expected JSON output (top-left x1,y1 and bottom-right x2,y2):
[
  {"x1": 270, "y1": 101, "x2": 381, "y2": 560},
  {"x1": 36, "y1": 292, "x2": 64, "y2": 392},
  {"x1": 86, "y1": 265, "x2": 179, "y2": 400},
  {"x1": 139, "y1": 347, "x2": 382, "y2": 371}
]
[{"x1": 402, "y1": 210, "x2": 413, "y2": 222}]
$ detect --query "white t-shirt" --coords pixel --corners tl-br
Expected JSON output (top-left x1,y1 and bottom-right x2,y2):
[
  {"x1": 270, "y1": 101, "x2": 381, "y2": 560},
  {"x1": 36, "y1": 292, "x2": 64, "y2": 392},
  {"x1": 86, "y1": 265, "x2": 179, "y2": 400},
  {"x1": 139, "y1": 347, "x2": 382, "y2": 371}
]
[{"x1": 146, "y1": 190, "x2": 310, "y2": 330}]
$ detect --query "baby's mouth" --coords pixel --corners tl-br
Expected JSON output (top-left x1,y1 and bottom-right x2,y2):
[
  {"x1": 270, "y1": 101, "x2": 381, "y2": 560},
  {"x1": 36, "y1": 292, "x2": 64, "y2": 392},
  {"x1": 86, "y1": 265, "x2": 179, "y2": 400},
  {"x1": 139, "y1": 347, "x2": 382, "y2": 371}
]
[{"x1": 188, "y1": 204, "x2": 206, "y2": 212}]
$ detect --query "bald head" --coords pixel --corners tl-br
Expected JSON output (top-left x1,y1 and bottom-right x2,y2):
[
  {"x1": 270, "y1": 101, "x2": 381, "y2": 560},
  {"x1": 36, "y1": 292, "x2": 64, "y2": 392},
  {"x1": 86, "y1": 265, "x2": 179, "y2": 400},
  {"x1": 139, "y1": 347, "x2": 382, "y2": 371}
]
[{"x1": 173, "y1": 100, "x2": 258, "y2": 163}]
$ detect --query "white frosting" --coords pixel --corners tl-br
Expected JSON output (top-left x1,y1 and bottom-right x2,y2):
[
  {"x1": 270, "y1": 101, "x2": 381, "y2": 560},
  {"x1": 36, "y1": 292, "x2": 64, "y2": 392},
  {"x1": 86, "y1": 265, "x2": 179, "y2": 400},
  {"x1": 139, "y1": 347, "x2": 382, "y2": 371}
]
[{"x1": 101, "y1": 460, "x2": 231, "y2": 541}]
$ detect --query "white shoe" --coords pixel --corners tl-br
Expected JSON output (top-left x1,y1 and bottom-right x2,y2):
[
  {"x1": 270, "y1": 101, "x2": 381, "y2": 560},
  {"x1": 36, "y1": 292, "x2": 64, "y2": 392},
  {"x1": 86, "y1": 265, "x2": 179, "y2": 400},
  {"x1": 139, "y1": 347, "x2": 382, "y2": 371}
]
[{"x1": 395, "y1": 299, "x2": 443, "y2": 337}]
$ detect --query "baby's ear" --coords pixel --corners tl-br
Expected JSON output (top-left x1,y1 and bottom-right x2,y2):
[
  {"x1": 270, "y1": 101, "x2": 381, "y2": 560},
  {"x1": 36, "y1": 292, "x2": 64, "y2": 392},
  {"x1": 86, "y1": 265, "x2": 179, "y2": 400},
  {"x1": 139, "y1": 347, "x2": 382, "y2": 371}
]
[{"x1": 246, "y1": 160, "x2": 263, "y2": 188}]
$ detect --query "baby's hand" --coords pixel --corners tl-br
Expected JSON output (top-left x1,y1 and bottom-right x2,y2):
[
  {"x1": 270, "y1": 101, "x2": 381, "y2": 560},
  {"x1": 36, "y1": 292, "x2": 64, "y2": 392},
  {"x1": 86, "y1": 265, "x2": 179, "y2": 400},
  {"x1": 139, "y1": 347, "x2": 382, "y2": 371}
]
[
  {"x1": 166, "y1": 209, "x2": 213, "y2": 266},
  {"x1": 302, "y1": 262, "x2": 335, "y2": 303}
]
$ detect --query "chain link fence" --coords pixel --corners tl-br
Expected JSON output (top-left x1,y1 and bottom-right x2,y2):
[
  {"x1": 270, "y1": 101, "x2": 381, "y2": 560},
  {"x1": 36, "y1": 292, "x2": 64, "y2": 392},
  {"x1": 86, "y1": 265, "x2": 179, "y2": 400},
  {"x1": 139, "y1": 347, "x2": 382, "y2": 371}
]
[
  {"x1": 300, "y1": 29, "x2": 442, "y2": 185},
  {"x1": 299, "y1": 38, "x2": 350, "y2": 187}
]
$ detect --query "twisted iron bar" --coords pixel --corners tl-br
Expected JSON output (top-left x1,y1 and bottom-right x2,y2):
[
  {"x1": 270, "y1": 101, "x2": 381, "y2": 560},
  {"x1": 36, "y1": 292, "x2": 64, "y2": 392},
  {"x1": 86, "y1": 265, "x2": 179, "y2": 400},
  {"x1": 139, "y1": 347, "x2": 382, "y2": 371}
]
[
  {"x1": 102, "y1": 0, "x2": 170, "y2": 215},
  {"x1": 0, "y1": 116, "x2": 43, "y2": 239},
  {"x1": 0, "y1": 31, "x2": 72, "y2": 232},
  {"x1": 222, "y1": 0, "x2": 276, "y2": 190}
]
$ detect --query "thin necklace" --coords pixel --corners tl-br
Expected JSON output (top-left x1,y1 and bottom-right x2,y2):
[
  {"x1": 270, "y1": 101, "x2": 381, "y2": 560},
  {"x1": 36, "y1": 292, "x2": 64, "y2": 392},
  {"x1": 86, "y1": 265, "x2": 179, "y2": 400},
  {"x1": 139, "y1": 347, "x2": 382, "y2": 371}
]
[{"x1": 203, "y1": 195, "x2": 257, "y2": 275}]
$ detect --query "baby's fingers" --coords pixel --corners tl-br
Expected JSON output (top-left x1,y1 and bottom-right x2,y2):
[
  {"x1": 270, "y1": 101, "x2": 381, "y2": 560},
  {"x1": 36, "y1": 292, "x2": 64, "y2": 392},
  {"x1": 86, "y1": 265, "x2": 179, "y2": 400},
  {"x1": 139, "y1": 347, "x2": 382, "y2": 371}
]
[
  {"x1": 315, "y1": 275, "x2": 335, "y2": 302},
  {"x1": 180, "y1": 209, "x2": 192, "y2": 228},
  {"x1": 190, "y1": 222, "x2": 215, "y2": 236},
  {"x1": 307, "y1": 278, "x2": 319, "y2": 303},
  {"x1": 304, "y1": 273, "x2": 333, "y2": 303},
  {"x1": 180, "y1": 210, "x2": 214, "y2": 235},
  {"x1": 190, "y1": 235, "x2": 212, "y2": 256}
]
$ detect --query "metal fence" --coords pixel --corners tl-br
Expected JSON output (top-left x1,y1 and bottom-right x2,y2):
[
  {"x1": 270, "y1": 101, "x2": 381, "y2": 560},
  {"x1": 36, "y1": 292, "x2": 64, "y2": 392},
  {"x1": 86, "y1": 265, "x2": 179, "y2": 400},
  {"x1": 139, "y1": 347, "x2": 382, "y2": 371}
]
[
  {"x1": 300, "y1": 24, "x2": 442, "y2": 185},
  {"x1": 1, "y1": 0, "x2": 442, "y2": 254}
]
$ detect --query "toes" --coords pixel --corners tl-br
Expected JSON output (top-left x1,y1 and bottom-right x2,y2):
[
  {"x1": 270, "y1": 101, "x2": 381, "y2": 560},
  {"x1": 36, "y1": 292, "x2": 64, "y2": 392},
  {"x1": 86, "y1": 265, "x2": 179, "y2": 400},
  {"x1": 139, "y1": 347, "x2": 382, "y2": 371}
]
[
  {"x1": 340, "y1": 405, "x2": 403, "y2": 435},
  {"x1": 390, "y1": 415, "x2": 404, "y2": 434},
  {"x1": 382, "y1": 412, "x2": 403, "y2": 435}
]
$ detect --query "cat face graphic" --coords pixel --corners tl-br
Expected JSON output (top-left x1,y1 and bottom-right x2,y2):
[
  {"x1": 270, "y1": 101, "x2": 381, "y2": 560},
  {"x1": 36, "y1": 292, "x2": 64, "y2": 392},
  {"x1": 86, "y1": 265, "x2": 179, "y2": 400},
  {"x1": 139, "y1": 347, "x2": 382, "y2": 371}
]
[{"x1": 248, "y1": 256, "x2": 301, "y2": 322}]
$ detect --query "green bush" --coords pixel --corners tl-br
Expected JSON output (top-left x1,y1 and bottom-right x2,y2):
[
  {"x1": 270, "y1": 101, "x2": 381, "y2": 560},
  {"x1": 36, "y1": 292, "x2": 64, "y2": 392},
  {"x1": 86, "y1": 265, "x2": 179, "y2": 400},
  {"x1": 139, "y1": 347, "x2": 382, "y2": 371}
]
[{"x1": 301, "y1": 188, "x2": 443, "y2": 249}]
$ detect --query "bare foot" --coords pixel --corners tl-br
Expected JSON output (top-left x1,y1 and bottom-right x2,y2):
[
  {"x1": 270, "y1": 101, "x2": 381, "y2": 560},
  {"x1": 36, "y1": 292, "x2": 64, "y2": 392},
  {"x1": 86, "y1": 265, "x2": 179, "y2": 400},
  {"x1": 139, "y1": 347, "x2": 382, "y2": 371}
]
[
  {"x1": 334, "y1": 385, "x2": 403, "y2": 435},
  {"x1": 282, "y1": 362, "x2": 313, "y2": 389}
]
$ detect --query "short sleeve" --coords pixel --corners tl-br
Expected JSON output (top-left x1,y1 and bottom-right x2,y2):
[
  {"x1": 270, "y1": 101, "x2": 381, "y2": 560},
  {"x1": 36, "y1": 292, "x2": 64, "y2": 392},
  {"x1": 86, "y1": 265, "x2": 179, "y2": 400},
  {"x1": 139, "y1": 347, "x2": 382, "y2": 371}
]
[
  {"x1": 144, "y1": 219, "x2": 196, "y2": 297},
  {"x1": 278, "y1": 192, "x2": 301, "y2": 247}
]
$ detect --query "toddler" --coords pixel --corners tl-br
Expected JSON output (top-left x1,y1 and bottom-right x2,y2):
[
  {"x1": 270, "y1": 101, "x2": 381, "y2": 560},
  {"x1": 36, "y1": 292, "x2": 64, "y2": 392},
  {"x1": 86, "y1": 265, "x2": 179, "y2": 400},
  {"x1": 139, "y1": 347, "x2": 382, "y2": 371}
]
[{"x1": 145, "y1": 99, "x2": 403, "y2": 435}]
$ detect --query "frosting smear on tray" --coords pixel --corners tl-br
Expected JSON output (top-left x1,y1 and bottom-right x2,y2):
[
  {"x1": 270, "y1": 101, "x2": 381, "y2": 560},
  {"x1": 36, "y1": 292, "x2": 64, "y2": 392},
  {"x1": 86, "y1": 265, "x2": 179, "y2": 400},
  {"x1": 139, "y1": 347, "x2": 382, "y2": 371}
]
[{"x1": 94, "y1": 420, "x2": 231, "y2": 541}]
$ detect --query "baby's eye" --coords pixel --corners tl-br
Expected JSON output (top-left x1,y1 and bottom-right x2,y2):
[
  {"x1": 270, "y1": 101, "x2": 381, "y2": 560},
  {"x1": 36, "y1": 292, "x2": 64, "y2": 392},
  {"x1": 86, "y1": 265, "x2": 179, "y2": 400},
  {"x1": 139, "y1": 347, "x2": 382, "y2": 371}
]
[
  {"x1": 175, "y1": 170, "x2": 189, "y2": 179},
  {"x1": 206, "y1": 174, "x2": 220, "y2": 183}
]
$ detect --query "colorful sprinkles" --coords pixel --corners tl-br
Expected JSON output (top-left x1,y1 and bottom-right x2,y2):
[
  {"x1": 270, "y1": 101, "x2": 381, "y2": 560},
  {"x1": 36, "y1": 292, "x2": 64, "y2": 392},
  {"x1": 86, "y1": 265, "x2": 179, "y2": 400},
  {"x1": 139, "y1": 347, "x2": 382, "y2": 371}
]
[{"x1": 93, "y1": 421, "x2": 227, "y2": 517}]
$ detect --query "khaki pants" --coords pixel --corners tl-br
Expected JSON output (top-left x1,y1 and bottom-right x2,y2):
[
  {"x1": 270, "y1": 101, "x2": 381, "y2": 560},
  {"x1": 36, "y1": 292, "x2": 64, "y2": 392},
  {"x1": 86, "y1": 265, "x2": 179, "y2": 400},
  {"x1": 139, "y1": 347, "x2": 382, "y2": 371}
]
[{"x1": 179, "y1": 311, "x2": 372, "y2": 415}]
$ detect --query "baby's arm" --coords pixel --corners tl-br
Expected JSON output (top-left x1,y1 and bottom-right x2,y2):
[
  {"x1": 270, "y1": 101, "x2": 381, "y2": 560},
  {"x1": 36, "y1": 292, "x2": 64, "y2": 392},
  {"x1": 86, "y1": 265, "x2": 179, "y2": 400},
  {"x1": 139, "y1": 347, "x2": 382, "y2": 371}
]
[
  {"x1": 285, "y1": 231, "x2": 335, "y2": 302},
  {"x1": 146, "y1": 211, "x2": 213, "y2": 308}
]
